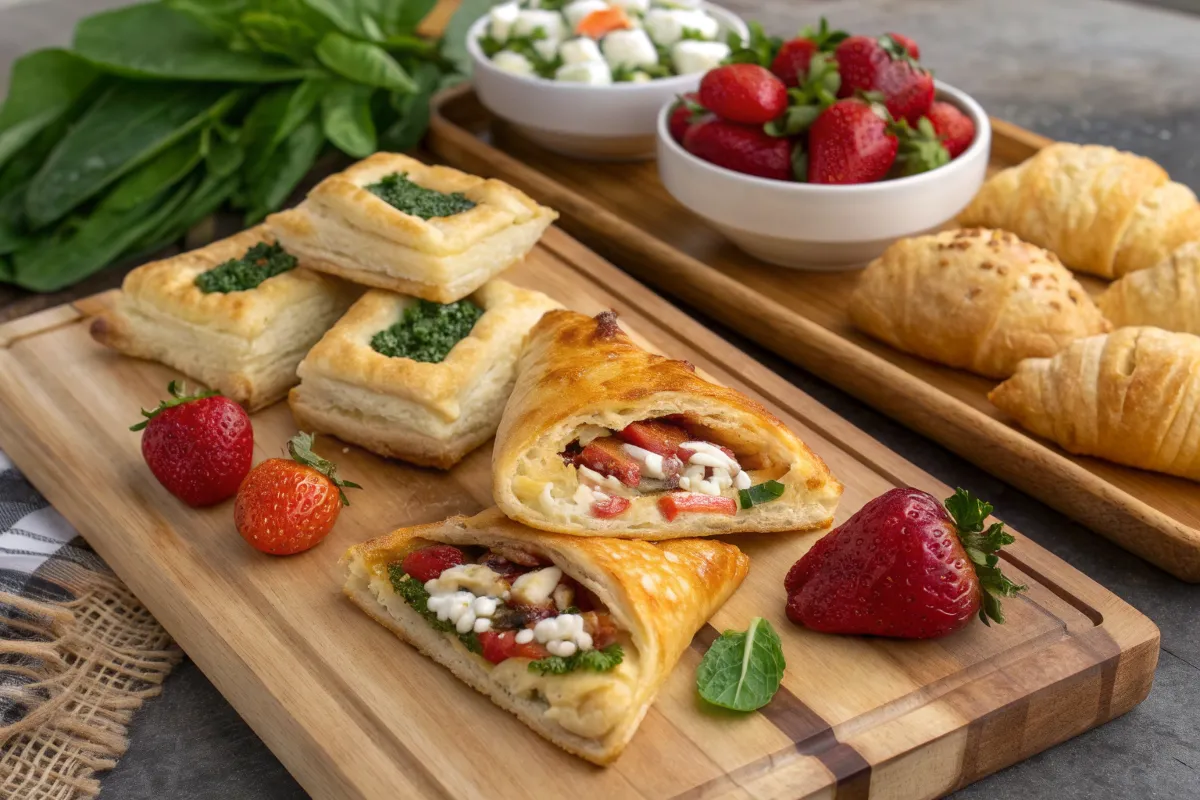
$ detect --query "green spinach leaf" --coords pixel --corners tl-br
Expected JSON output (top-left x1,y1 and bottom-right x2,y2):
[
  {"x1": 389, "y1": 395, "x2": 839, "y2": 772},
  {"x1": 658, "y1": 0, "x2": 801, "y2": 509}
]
[
  {"x1": 73, "y1": 4, "x2": 316, "y2": 82},
  {"x1": 696, "y1": 617, "x2": 785, "y2": 712},
  {"x1": 26, "y1": 83, "x2": 235, "y2": 226},
  {"x1": 379, "y1": 61, "x2": 439, "y2": 151},
  {"x1": 302, "y1": 0, "x2": 377, "y2": 39},
  {"x1": 104, "y1": 134, "x2": 203, "y2": 211},
  {"x1": 244, "y1": 116, "x2": 325, "y2": 223},
  {"x1": 134, "y1": 168, "x2": 239, "y2": 254},
  {"x1": 316, "y1": 32, "x2": 416, "y2": 92},
  {"x1": 241, "y1": 80, "x2": 323, "y2": 175},
  {"x1": 384, "y1": 0, "x2": 439, "y2": 35},
  {"x1": 321, "y1": 82, "x2": 377, "y2": 158},
  {"x1": 241, "y1": 11, "x2": 320, "y2": 64},
  {"x1": 204, "y1": 130, "x2": 244, "y2": 178},
  {"x1": 0, "y1": 49, "x2": 98, "y2": 171},
  {"x1": 164, "y1": 0, "x2": 248, "y2": 43}
]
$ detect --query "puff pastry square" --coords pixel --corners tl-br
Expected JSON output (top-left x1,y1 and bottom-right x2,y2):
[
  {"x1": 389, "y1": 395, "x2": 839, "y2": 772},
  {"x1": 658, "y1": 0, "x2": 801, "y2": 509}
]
[
  {"x1": 266, "y1": 153, "x2": 558, "y2": 303},
  {"x1": 289, "y1": 280, "x2": 562, "y2": 469},
  {"x1": 342, "y1": 507, "x2": 749, "y2": 765},
  {"x1": 493, "y1": 309, "x2": 843, "y2": 538},
  {"x1": 89, "y1": 226, "x2": 357, "y2": 411}
]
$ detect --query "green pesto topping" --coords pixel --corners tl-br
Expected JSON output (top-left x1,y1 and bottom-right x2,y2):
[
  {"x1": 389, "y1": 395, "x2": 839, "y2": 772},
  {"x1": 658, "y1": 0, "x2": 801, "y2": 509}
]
[
  {"x1": 194, "y1": 242, "x2": 297, "y2": 293},
  {"x1": 388, "y1": 566, "x2": 481, "y2": 654},
  {"x1": 366, "y1": 172, "x2": 476, "y2": 219},
  {"x1": 370, "y1": 298, "x2": 485, "y2": 363}
]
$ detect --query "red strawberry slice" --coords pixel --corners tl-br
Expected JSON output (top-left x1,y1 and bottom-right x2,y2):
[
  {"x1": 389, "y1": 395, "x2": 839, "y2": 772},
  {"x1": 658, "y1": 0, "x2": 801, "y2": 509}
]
[
  {"x1": 401, "y1": 545, "x2": 465, "y2": 583},
  {"x1": 576, "y1": 436, "x2": 641, "y2": 486},
  {"x1": 658, "y1": 493, "x2": 737, "y2": 521},
  {"x1": 592, "y1": 494, "x2": 631, "y2": 518}
]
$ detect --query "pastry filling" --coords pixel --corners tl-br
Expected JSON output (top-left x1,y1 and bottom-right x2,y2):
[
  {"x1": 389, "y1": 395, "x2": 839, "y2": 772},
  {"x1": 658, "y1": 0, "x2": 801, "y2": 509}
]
[
  {"x1": 193, "y1": 241, "x2": 297, "y2": 293},
  {"x1": 558, "y1": 416, "x2": 785, "y2": 519},
  {"x1": 366, "y1": 172, "x2": 477, "y2": 219},
  {"x1": 370, "y1": 298, "x2": 485, "y2": 363},
  {"x1": 387, "y1": 544, "x2": 625, "y2": 675}
]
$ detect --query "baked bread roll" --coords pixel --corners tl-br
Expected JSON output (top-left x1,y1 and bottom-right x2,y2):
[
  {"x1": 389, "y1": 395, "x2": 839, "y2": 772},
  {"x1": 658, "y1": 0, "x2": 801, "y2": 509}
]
[
  {"x1": 493, "y1": 309, "x2": 843, "y2": 538},
  {"x1": 342, "y1": 507, "x2": 749, "y2": 765},
  {"x1": 1098, "y1": 242, "x2": 1200, "y2": 334},
  {"x1": 958, "y1": 143, "x2": 1200, "y2": 278},
  {"x1": 849, "y1": 228, "x2": 1110, "y2": 378},
  {"x1": 989, "y1": 327, "x2": 1200, "y2": 481}
]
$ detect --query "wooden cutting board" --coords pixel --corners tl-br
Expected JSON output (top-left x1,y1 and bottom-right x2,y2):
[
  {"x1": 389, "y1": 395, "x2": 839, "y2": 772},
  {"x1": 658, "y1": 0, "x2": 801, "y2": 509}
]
[
  {"x1": 426, "y1": 86, "x2": 1200, "y2": 584},
  {"x1": 0, "y1": 228, "x2": 1158, "y2": 800}
]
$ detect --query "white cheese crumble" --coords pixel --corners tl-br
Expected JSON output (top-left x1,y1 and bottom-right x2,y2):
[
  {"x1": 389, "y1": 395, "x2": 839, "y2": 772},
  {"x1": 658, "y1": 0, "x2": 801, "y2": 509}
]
[
  {"x1": 601, "y1": 28, "x2": 658, "y2": 70},
  {"x1": 424, "y1": 564, "x2": 508, "y2": 597},
  {"x1": 671, "y1": 39, "x2": 730, "y2": 74},
  {"x1": 609, "y1": 0, "x2": 649, "y2": 11},
  {"x1": 563, "y1": 0, "x2": 608, "y2": 30},
  {"x1": 560, "y1": 36, "x2": 604, "y2": 64},
  {"x1": 578, "y1": 465, "x2": 626, "y2": 493},
  {"x1": 511, "y1": 566, "x2": 563, "y2": 606},
  {"x1": 489, "y1": 1, "x2": 521, "y2": 41},
  {"x1": 533, "y1": 613, "x2": 595, "y2": 655},
  {"x1": 733, "y1": 469, "x2": 751, "y2": 490},
  {"x1": 491, "y1": 50, "x2": 535, "y2": 76},
  {"x1": 621, "y1": 443, "x2": 665, "y2": 479},
  {"x1": 513, "y1": 9, "x2": 564, "y2": 42},
  {"x1": 426, "y1": 588, "x2": 503, "y2": 635},
  {"x1": 644, "y1": 8, "x2": 718, "y2": 46},
  {"x1": 555, "y1": 60, "x2": 612, "y2": 84}
]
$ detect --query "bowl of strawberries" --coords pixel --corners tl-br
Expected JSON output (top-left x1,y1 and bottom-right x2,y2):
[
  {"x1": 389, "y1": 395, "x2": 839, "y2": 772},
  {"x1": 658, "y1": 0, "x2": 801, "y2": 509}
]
[{"x1": 656, "y1": 22, "x2": 991, "y2": 268}]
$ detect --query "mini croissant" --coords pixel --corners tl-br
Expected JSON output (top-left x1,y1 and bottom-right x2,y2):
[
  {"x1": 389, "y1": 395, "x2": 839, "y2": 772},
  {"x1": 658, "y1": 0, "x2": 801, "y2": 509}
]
[
  {"x1": 989, "y1": 327, "x2": 1200, "y2": 481},
  {"x1": 958, "y1": 143, "x2": 1200, "y2": 279},
  {"x1": 849, "y1": 228, "x2": 1109, "y2": 378},
  {"x1": 1098, "y1": 242, "x2": 1200, "y2": 335}
]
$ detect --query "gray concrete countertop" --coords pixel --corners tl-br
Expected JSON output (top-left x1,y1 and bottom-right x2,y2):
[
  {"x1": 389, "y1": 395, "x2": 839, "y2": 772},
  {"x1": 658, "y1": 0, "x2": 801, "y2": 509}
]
[{"x1": 1, "y1": 0, "x2": 1197, "y2": 798}]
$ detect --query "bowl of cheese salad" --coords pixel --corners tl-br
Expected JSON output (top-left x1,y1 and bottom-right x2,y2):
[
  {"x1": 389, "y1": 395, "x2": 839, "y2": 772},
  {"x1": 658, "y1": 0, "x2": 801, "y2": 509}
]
[{"x1": 467, "y1": 0, "x2": 748, "y2": 160}]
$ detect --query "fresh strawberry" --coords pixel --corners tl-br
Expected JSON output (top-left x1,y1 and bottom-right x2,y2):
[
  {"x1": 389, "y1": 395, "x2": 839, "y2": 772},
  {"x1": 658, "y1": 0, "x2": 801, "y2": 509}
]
[
  {"x1": 592, "y1": 494, "x2": 631, "y2": 518},
  {"x1": 926, "y1": 100, "x2": 976, "y2": 158},
  {"x1": 833, "y1": 35, "x2": 889, "y2": 98},
  {"x1": 807, "y1": 98, "x2": 898, "y2": 184},
  {"x1": 668, "y1": 93, "x2": 706, "y2": 143},
  {"x1": 130, "y1": 381, "x2": 253, "y2": 507},
  {"x1": 658, "y1": 493, "x2": 737, "y2": 521},
  {"x1": 401, "y1": 545, "x2": 465, "y2": 583},
  {"x1": 617, "y1": 419, "x2": 690, "y2": 457},
  {"x1": 874, "y1": 58, "x2": 934, "y2": 125},
  {"x1": 835, "y1": 34, "x2": 933, "y2": 124},
  {"x1": 699, "y1": 64, "x2": 788, "y2": 125},
  {"x1": 884, "y1": 32, "x2": 919, "y2": 59},
  {"x1": 683, "y1": 119, "x2": 795, "y2": 181},
  {"x1": 234, "y1": 432, "x2": 361, "y2": 555},
  {"x1": 576, "y1": 436, "x2": 641, "y2": 487},
  {"x1": 770, "y1": 38, "x2": 817, "y2": 87},
  {"x1": 479, "y1": 630, "x2": 551, "y2": 664},
  {"x1": 784, "y1": 488, "x2": 1025, "y2": 639}
]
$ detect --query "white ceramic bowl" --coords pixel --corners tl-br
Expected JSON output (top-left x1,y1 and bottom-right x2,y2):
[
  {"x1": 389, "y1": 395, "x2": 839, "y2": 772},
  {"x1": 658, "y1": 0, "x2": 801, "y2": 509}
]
[
  {"x1": 656, "y1": 81, "x2": 992, "y2": 269},
  {"x1": 467, "y1": 6, "x2": 748, "y2": 161}
]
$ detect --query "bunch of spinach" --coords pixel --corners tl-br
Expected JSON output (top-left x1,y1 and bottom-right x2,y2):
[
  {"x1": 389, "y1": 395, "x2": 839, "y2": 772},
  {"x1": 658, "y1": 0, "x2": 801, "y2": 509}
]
[{"x1": 0, "y1": 0, "x2": 496, "y2": 292}]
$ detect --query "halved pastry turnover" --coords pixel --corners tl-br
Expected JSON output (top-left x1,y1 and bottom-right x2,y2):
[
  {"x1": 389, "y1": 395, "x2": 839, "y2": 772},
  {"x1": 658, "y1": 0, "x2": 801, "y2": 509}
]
[
  {"x1": 89, "y1": 226, "x2": 357, "y2": 410},
  {"x1": 267, "y1": 153, "x2": 558, "y2": 303},
  {"x1": 289, "y1": 280, "x2": 561, "y2": 469},
  {"x1": 493, "y1": 309, "x2": 843, "y2": 537},
  {"x1": 341, "y1": 507, "x2": 750, "y2": 765},
  {"x1": 989, "y1": 326, "x2": 1200, "y2": 481},
  {"x1": 850, "y1": 228, "x2": 1110, "y2": 378}
]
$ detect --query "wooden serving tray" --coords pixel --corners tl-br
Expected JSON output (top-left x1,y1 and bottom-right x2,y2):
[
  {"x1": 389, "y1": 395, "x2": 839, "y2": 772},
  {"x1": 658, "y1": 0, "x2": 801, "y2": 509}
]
[
  {"x1": 427, "y1": 86, "x2": 1200, "y2": 584},
  {"x1": 0, "y1": 227, "x2": 1159, "y2": 799}
]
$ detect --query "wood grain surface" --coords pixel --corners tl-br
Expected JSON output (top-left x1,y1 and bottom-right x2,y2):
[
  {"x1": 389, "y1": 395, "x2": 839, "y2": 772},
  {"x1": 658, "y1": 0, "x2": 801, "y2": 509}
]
[
  {"x1": 0, "y1": 227, "x2": 1159, "y2": 800},
  {"x1": 426, "y1": 87, "x2": 1200, "y2": 583}
]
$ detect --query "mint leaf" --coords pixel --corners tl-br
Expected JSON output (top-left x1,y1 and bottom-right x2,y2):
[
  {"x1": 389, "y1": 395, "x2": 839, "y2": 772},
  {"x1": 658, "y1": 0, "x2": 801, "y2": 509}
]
[{"x1": 696, "y1": 617, "x2": 785, "y2": 712}]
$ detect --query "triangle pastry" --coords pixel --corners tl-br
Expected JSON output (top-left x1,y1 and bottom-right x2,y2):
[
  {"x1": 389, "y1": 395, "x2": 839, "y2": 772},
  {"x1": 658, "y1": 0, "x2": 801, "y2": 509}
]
[
  {"x1": 492, "y1": 309, "x2": 843, "y2": 537},
  {"x1": 342, "y1": 507, "x2": 750, "y2": 764}
]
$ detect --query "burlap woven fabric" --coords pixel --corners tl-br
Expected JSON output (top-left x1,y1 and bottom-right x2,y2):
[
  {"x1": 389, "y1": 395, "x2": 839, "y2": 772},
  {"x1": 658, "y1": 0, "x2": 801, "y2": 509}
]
[{"x1": 0, "y1": 458, "x2": 182, "y2": 799}]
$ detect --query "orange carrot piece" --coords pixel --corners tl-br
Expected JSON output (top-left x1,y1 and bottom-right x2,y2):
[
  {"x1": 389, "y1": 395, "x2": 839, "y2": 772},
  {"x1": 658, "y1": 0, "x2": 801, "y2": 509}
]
[{"x1": 576, "y1": 6, "x2": 633, "y2": 38}]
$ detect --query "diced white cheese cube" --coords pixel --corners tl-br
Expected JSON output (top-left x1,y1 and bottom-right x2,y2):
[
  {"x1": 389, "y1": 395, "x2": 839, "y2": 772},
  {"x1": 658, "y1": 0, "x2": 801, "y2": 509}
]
[
  {"x1": 734, "y1": 470, "x2": 751, "y2": 490},
  {"x1": 533, "y1": 37, "x2": 559, "y2": 61},
  {"x1": 513, "y1": 9, "x2": 564, "y2": 43},
  {"x1": 644, "y1": 8, "x2": 719, "y2": 46},
  {"x1": 610, "y1": 0, "x2": 649, "y2": 12},
  {"x1": 491, "y1": 49, "x2": 536, "y2": 76},
  {"x1": 489, "y1": 1, "x2": 521, "y2": 41},
  {"x1": 511, "y1": 566, "x2": 563, "y2": 606},
  {"x1": 601, "y1": 28, "x2": 658, "y2": 70},
  {"x1": 671, "y1": 39, "x2": 730, "y2": 75},
  {"x1": 563, "y1": 0, "x2": 608, "y2": 31},
  {"x1": 555, "y1": 60, "x2": 613, "y2": 84},
  {"x1": 630, "y1": 70, "x2": 652, "y2": 83},
  {"x1": 515, "y1": 628, "x2": 535, "y2": 644},
  {"x1": 559, "y1": 36, "x2": 604, "y2": 65}
]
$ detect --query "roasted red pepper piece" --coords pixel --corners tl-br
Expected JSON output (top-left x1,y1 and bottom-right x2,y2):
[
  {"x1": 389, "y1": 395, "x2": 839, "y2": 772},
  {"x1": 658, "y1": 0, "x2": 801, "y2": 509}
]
[
  {"x1": 576, "y1": 436, "x2": 641, "y2": 487},
  {"x1": 592, "y1": 494, "x2": 631, "y2": 518},
  {"x1": 658, "y1": 493, "x2": 738, "y2": 521},
  {"x1": 400, "y1": 545, "x2": 464, "y2": 583},
  {"x1": 479, "y1": 630, "x2": 551, "y2": 664},
  {"x1": 617, "y1": 419, "x2": 691, "y2": 457},
  {"x1": 582, "y1": 611, "x2": 620, "y2": 649}
]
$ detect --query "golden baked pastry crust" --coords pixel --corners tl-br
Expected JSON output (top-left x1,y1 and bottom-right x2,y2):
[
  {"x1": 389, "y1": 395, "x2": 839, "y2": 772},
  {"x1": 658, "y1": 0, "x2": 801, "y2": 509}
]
[
  {"x1": 89, "y1": 226, "x2": 356, "y2": 410},
  {"x1": 850, "y1": 228, "x2": 1110, "y2": 378},
  {"x1": 958, "y1": 143, "x2": 1200, "y2": 278},
  {"x1": 989, "y1": 326, "x2": 1200, "y2": 481},
  {"x1": 266, "y1": 153, "x2": 558, "y2": 302},
  {"x1": 341, "y1": 507, "x2": 750, "y2": 765},
  {"x1": 492, "y1": 310, "x2": 843, "y2": 537},
  {"x1": 289, "y1": 280, "x2": 561, "y2": 468},
  {"x1": 1098, "y1": 242, "x2": 1200, "y2": 335}
]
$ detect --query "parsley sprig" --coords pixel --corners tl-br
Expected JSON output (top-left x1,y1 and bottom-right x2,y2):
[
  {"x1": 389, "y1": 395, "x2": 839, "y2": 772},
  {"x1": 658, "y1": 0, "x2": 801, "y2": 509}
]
[
  {"x1": 388, "y1": 566, "x2": 483, "y2": 654},
  {"x1": 529, "y1": 644, "x2": 624, "y2": 675}
]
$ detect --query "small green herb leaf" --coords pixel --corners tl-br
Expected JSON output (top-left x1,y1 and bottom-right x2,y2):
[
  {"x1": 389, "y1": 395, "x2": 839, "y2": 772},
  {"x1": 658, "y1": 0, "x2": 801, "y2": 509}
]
[
  {"x1": 371, "y1": 298, "x2": 484, "y2": 363},
  {"x1": 737, "y1": 480, "x2": 786, "y2": 510},
  {"x1": 696, "y1": 617, "x2": 785, "y2": 712},
  {"x1": 287, "y1": 432, "x2": 362, "y2": 506},
  {"x1": 529, "y1": 644, "x2": 624, "y2": 676},
  {"x1": 130, "y1": 380, "x2": 219, "y2": 431}
]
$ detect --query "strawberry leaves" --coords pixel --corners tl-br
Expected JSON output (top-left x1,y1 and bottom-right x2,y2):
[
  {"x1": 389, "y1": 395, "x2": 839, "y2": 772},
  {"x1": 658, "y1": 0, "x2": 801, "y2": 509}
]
[
  {"x1": 943, "y1": 488, "x2": 1027, "y2": 626},
  {"x1": 130, "y1": 380, "x2": 219, "y2": 431},
  {"x1": 287, "y1": 431, "x2": 362, "y2": 506},
  {"x1": 725, "y1": 22, "x2": 782, "y2": 68},
  {"x1": 764, "y1": 52, "x2": 840, "y2": 137},
  {"x1": 892, "y1": 116, "x2": 950, "y2": 176},
  {"x1": 798, "y1": 18, "x2": 848, "y2": 51}
]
